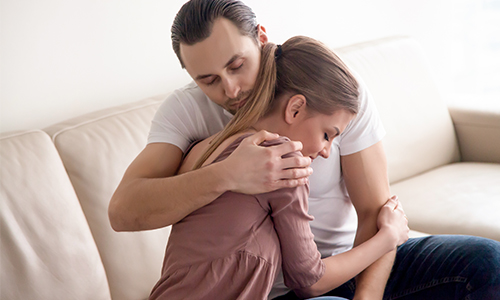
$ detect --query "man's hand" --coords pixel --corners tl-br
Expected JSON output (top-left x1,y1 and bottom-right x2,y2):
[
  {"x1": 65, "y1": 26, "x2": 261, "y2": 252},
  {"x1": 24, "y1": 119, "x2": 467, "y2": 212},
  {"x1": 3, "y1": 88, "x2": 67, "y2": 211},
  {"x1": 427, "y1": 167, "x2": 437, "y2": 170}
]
[{"x1": 220, "y1": 130, "x2": 313, "y2": 194}]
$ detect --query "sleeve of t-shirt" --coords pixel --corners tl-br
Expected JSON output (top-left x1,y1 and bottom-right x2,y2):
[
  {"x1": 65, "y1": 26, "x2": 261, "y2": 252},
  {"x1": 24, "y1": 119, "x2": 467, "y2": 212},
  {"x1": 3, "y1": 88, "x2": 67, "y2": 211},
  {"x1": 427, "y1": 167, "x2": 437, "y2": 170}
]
[
  {"x1": 147, "y1": 89, "x2": 201, "y2": 152},
  {"x1": 338, "y1": 74, "x2": 386, "y2": 156}
]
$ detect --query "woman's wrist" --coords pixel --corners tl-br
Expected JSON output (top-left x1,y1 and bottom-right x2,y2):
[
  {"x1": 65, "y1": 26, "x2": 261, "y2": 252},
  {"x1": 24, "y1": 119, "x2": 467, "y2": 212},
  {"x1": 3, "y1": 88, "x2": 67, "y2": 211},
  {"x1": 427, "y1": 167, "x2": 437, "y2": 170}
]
[{"x1": 376, "y1": 227, "x2": 398, "y2": 252}]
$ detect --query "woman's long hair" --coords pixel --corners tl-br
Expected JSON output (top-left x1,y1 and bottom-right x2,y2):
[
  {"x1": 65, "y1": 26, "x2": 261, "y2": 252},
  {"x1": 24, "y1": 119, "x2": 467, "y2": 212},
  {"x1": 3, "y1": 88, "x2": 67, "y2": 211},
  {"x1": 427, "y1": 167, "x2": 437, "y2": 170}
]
[{"x1": 193, "y1": 36, "x2": 359, "y2": 170}]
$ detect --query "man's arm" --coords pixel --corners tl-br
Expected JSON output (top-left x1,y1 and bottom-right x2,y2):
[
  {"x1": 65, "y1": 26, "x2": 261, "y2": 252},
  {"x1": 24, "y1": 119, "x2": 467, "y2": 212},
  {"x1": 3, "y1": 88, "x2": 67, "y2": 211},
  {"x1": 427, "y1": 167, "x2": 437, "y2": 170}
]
[
  {"x1": 108, "y1": 130, "x2": 312, "y2": 231},
  {"x1": 341, "y1": 141, "x2": 395, "y2": 300}
]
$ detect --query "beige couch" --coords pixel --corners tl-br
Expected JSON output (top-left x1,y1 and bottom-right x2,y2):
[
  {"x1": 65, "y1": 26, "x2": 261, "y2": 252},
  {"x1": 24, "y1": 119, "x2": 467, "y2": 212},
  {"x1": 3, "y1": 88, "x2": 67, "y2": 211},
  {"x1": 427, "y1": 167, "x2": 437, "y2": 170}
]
[{"x1": 2, "y1": 36, "x2": 499, "y2": 300}]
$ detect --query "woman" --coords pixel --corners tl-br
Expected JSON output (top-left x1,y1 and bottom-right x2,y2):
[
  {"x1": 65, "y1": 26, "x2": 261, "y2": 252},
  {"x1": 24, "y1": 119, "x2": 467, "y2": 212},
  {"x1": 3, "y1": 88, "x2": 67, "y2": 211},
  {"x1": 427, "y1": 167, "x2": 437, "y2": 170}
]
[{"x1": 149, "y1": 36, "x2": 409, "y2": 300}]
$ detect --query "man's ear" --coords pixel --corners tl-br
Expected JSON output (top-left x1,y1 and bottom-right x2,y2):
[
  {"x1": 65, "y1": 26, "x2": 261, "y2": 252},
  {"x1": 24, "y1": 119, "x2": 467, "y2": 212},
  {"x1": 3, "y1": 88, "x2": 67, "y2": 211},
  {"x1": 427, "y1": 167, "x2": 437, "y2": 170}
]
[
  {"x1": 284, "y1": 95, "x2": 307, "y2": 124},
  {"x1": 257, "y1": 24, "x2": 268, "y2": 46}
]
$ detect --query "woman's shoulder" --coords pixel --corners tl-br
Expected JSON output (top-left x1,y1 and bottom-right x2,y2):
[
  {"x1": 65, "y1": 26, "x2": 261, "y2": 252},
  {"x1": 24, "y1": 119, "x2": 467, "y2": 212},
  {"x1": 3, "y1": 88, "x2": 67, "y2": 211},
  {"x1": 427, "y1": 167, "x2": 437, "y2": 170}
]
[
  {"x1": 177, "y1": 138, "x2": 210, "y2": 174},
  {"x1": 179, "y1": 132, "x2": 297, "y2": 173},
  {"x1": 213, "y1": 133, "x2": 297, "y2": 163},
  {"x1": 178, "y1": 132, "x2": 254, "y2": 174}
]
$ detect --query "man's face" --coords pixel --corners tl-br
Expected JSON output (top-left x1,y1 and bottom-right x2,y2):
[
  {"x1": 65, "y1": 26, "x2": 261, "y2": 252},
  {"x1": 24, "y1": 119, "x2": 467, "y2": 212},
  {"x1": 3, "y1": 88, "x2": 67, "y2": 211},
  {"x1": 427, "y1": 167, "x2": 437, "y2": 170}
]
[{"x1": 180, "y1": 18, "x2": 266, "y2": 114}]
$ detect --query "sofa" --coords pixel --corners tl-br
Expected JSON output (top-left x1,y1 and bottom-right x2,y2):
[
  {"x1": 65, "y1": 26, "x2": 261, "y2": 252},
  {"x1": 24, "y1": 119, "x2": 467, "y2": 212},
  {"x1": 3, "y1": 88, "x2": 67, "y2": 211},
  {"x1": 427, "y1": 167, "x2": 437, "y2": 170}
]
[{"x1": 1, "y1": 36, "x2": 499, "y2": 300}]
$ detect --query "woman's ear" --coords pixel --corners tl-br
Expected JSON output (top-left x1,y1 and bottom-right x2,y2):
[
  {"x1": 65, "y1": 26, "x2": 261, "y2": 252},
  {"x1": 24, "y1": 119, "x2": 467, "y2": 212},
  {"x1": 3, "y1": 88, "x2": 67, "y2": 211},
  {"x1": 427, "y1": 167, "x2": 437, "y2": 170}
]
[
  {"x1": 257, "y1": 24, "x2": 268, "y2": 46},
  {"x1": 284, "y1": 95, "x2": 307, "y2": 124}
]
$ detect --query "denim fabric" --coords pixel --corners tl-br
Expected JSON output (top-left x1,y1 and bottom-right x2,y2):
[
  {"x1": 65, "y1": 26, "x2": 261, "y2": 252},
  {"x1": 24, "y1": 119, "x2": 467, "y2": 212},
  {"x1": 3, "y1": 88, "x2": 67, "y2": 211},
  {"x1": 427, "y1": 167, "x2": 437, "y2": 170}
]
[
  {"x1": 274, "y1": 235, "x2": 500, "y2": 300},
  {"x1": 307, "y1": 297, "x2": 348, "y2": 300}
]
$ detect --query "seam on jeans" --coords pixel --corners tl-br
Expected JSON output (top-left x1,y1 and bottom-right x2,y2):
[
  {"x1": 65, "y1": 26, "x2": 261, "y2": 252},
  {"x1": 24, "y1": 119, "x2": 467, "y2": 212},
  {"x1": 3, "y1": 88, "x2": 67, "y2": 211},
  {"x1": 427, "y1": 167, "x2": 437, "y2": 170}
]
[
  {"x1": 464, "y1": 282, "x2": 475, "y2": 300},
  {"x1": 348, "y1": 280, "x2": 356, "y2": 293},
  {"x1": 466, "y1": 282, "x2": 473, "y2": 291},
  {"x1": 389, "y1": 276, "x2": 467, "y2": 299}
]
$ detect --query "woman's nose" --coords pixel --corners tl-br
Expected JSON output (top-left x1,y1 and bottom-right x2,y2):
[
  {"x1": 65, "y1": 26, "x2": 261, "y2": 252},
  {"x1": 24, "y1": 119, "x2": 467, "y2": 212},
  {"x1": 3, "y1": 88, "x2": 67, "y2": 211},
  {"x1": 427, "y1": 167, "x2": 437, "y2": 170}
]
[{"x1": 319, "y1": 144, "x2": 331, "y2": 159}]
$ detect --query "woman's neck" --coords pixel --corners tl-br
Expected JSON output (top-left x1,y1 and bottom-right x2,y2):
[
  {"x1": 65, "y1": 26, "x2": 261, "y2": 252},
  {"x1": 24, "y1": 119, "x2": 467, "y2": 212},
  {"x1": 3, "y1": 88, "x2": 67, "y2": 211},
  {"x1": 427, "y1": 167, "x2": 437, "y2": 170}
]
[{"x1": 251, "y1": 112, "x2": 286, "y2": 136}]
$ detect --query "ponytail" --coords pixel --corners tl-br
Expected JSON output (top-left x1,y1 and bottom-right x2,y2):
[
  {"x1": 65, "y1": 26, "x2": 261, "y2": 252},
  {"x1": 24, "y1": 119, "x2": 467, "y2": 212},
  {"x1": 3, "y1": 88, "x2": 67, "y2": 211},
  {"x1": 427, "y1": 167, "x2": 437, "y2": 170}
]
[{"x1": 193, "y1": 43, "x2": 278, "y2": 169}]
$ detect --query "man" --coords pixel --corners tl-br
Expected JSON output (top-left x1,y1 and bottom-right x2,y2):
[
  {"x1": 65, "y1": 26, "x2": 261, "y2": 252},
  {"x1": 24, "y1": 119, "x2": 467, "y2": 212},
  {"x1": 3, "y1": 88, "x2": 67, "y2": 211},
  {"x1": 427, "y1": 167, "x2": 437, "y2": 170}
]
[{"x1": 108, "y1": 0, "x2": 500, "y2": 299}]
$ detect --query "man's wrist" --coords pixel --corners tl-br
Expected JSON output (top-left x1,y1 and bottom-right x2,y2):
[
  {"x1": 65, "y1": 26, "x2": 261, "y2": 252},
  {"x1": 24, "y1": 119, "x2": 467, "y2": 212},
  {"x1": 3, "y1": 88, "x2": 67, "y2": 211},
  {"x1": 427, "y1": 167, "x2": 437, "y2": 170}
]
[{"x1": 205, "y1": 159, "x2": 235, "y2": 194}]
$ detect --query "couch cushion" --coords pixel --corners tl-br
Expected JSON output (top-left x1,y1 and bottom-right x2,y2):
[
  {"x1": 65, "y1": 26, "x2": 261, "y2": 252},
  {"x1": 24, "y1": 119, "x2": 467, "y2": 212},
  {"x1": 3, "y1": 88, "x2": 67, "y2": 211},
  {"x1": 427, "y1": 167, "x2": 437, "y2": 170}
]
[
  {"x1": 44, "y1": 95, "x2": 170, "y2": 300},
  {"x1": 336, "y1": 36, "x2": 460, "y2": 184},
  {"x1": 0, "y1": 130, "x2": 110, "y2": 300},
  {"x1": 390, "y1": 162, "x2": 500, "y2": 241}
]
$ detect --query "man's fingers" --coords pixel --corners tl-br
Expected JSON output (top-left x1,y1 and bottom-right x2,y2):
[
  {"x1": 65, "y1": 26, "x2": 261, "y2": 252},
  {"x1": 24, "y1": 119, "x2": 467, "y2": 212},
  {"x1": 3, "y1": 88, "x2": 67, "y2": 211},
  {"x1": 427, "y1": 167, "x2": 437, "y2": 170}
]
[
  {"x1": 272, "y1": 140, "x2": 303, "y2": 156},
  {"x1": 281, "y1": 155, "x2": 312, "y2": 170},
  {"x1": 278, "y1": 167, "x2": 312, "y2": 181},
  {"x1": 271, "y1": 177, "x2": 309, "y2": 190},
  {"x1": 245, "y1": 130, "x2": 280, "y2": 145},
  {"x1": 243, "y1": 131, "x2": 305, "y2": 160}
]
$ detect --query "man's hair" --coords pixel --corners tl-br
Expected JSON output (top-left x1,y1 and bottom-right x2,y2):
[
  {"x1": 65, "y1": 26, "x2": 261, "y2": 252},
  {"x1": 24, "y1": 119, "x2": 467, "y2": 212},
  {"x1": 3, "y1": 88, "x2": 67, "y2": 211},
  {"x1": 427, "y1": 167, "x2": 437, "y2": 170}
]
[
  {"x1": 194, "y1": 36, "x2": 360, "y2": 169},
  {"x1": 171, "y1": 0, "x2": 258, "y2": 68}
]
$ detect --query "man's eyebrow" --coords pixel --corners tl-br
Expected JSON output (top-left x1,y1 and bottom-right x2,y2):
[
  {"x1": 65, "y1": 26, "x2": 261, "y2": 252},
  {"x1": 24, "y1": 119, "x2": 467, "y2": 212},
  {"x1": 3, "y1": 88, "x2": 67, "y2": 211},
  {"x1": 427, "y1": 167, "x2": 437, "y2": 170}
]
[{"x1": 194, "y1": 54, "x2": 242, "y2": 81}]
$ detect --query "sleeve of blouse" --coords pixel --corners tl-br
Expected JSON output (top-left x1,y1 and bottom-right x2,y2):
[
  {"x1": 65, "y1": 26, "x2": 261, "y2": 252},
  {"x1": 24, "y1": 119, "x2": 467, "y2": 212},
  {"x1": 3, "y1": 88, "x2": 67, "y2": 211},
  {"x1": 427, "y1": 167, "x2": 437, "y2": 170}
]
[{"x1": 258, "y1": 184, "x2": 325, "y2": 290}]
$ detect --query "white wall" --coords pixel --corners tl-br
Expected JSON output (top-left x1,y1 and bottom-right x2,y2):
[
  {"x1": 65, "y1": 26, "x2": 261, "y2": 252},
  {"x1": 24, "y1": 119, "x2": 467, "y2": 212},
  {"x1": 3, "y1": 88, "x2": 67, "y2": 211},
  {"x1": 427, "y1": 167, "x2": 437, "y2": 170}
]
[{"x1": 1, "y1": 0, "x2": 497, "y2": 133}]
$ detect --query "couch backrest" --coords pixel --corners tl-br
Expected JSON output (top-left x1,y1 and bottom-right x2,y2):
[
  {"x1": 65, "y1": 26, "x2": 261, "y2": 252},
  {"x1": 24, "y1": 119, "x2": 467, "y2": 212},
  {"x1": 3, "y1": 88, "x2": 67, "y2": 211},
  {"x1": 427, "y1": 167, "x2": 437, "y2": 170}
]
[
  {"x1": 0, "y1": 130, "x2": 111, "y2": 300},
  {"x1": 44, "y1": 95, "x2": 170, "y2": 300},
  {"x1": 336, "y1": 36, "x2": 460, "y2": 183}
]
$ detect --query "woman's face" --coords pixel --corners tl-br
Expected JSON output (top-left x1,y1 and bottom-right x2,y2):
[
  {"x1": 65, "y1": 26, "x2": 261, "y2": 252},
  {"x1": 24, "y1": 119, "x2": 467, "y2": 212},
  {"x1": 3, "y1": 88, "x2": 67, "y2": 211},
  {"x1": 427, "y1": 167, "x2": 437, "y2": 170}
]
[{"x1": 287, "y1": 109, "x2": 355, "y2": 161}]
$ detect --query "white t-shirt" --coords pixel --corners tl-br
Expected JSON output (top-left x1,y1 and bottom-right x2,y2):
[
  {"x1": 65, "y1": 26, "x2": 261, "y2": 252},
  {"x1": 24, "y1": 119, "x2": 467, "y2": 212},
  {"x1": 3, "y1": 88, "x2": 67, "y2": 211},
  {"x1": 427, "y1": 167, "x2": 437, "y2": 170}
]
[{"x1": 148, "y1": 76, "x2": 386, "y2": 298}]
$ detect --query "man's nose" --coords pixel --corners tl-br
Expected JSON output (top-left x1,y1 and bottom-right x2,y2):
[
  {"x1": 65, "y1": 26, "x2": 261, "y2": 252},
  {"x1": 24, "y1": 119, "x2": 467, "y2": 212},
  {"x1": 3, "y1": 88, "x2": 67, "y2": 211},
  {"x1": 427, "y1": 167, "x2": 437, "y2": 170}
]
[{"x1": 223, "y1": 76, "x2": 241, "y2": 99}]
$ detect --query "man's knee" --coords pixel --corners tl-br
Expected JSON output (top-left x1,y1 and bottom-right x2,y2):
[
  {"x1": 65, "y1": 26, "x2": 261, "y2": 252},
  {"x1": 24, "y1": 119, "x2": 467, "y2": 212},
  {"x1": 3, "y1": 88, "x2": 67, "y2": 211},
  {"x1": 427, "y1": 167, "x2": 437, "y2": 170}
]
[{"x1": 465, "y1": 237, "x2": 500, "y2": 296}]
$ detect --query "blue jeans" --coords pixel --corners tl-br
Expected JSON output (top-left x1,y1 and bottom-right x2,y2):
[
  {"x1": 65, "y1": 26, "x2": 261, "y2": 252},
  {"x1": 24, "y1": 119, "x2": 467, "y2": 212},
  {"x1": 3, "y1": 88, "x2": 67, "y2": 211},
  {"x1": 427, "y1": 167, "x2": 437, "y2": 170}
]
[
  {"x1": 274, "y1": 235, "x2": 500, "y2": 300},
  {"x1": 307, "y1": 297, "x2": 347, "y2": 300}
]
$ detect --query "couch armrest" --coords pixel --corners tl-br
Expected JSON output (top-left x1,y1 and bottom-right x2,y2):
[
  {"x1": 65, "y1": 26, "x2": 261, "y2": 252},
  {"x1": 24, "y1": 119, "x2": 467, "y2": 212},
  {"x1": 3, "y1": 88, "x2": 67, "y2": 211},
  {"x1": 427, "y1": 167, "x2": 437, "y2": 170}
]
[{"x1": 449, "y1": 106, "x2": 500, "y2": 163}]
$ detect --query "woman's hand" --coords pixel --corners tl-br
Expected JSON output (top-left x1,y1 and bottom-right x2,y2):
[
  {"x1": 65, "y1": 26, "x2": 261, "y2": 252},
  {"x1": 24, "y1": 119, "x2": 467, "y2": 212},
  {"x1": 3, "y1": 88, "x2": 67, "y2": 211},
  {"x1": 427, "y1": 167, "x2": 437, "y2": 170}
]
[{"x1": 377, "y1": 195, "x2": 410, "y2": 248}]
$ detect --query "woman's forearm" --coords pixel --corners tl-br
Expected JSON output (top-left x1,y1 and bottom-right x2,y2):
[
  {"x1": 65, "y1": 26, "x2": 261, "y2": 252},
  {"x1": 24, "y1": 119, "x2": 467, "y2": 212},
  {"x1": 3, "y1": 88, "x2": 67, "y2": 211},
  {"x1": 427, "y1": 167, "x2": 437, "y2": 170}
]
[{"x1": 296, "y1": 229, "x2": 396, "y2": 298}]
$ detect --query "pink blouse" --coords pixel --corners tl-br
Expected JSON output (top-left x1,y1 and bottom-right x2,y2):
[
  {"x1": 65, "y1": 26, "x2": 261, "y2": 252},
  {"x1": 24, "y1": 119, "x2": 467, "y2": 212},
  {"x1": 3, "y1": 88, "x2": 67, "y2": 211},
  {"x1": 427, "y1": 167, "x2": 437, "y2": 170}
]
[{"x1": 149, "y1": 135, "x2": 325, "y2": 300}]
